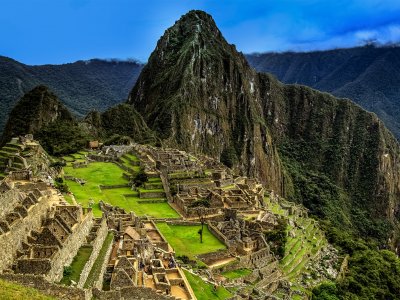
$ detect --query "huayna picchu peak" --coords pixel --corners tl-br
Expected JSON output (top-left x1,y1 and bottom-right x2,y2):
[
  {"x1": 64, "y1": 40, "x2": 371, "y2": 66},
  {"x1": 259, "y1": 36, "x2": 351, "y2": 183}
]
[
  {"x1": 0, "y1": 8, "x2": 399, "y2": 300},
  {"x1": 129, "y1": 10, "x2": 284, "y2": 195}
]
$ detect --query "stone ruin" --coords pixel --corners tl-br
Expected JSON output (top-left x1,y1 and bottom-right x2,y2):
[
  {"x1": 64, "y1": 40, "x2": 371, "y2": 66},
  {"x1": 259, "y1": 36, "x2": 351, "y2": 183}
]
[
  {"x1": 102, "y1": 208, "x2": 196, "y2": 300},
  {"x1": 12, "y1": 204, "x2": 93, "y2": 282},
  {"x1": 173, "y1": 176, "x2": 265, "y2": 218}
]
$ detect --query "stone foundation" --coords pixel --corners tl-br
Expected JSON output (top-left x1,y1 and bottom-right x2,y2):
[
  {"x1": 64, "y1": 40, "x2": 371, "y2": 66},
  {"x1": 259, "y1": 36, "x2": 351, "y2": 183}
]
[{"x1": 0, "y1": 193, "x2": 51, "y2": 272}]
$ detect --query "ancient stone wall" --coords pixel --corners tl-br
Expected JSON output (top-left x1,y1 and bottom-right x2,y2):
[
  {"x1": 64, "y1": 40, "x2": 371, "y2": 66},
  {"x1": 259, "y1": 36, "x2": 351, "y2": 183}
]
[
  {"x1": 45, "y1": 211, "x2": 94, "y2": 282},
  {"x1": 0, "y1": 188, "x2": 22, "y2": 219},
  {"x1": 138, "y1": 199, "x2": 167, "y2": 204},
  {"x1": 197, "y1": 249, "x2": 234, "y2": 265},
  {"x1": 207, "y1": 222, "x2": 231, "y2": 247},
  {"x1": 0, "y1": 193, "x2": 51, "y2": 272},
  {"x1": 92, "y1": 234, "x2": 114, "y2": 290},
  {"x1": 78, "y1": 218, "x2": 108, "y2": 288},
  {"x1": 99, "y1": 184, "x2": 130, "y2": 189},
  {"x1": 139, "y1": 191, "x2": 166, "y2": 198}
]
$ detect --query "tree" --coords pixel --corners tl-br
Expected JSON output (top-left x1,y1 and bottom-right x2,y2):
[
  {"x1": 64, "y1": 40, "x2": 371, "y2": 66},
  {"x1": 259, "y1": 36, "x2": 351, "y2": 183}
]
[
  {"x1": 194, "y1": 206, "x2": 206, "y2": 243},
  {"x1": 132, "y1": 168, "x2": 148, "y2": 187}
]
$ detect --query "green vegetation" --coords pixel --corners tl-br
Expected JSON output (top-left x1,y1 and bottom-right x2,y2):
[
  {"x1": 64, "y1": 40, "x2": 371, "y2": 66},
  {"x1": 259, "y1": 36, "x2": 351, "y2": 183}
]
[
  {"x1": 37, "y1": 120, "x2": 90, "y2": 155},
  {"x1": 63, "y1": 160, "x2": 178, "y2": 218},
  {"x1": 220, "y1": 146, "x2": 237, "y2": 168},
  {"x1": 183, "y1": 270, "x2": 232, "y2": 300},
  {"x1": 221, "y1": 268, "x2": 252, "y2": 279},
  {"x1": 312, "y1": 227, "x2": 400, "y2": 299},
  {"x1": 101, "y1": 187, "x2": 178, "y2": 218},
  {"x1": 0, "y1": 279, "x2": 55, "y2": 300},
  {"x1": 60, "y1": 246, "x2": 93, "y2": 285},
  {"x1": 156, "y1": 223, "x2": 226, "y2": 259},
  {"x1": 84, "y1": 233, "x2": 114, "y2": 288},
  {"x1": 100, "y1": 104, "x2": 156, "y2": 144}
]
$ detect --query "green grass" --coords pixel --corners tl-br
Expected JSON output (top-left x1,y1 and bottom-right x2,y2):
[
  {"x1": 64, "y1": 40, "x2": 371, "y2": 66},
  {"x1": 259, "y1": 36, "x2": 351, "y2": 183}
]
[
  {"x1": 64, "y1": 161, "x2": 178, "y2": 218},
  {"x1": 138, "y1": 188, "x2": 164, "y2": 193},
  {"x1": 183, "y1": 270, "x2": 231, "y2": 300},
  {"x1": 63, "y1": 193, "x2": 74, "y2": 204},
  {"x1": 60, "y1": 246, "x2": 93, "y2": 285},
  {"x1": 84, "y1": 233, "x2": 114, "y2": 288},
  {"x1": 101, "y1": 188, "x2": 178, "y2": 218},
  {"x1": 148, "y1": 177, "x2": 162, "y2": 182},
  {"x1": 156, "y1": 223, "x2": 226, "y2": 259},
  {"x1": 64, "y1": 162, "x2": 128, "y2": 186},
  {"x1": 63, "y1": 162, "x2": 129, "y2": 216},
  {"x1": 221, "y1": 268, "x2": 252, "y2": 279},
  {"x1": 0, "y1": 279, "x2": 56, "y2": 300},
  {"x1": 124, "y1": 153, "x2": 139, "y2": 161}
]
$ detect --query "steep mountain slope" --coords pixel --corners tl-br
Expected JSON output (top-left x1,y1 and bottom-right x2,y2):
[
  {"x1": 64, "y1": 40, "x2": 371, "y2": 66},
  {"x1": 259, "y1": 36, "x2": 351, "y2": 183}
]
[
  {"x1": 246, "y1": 46, "x2": 400, "y2": 140},
  {"x1": 0, "y1": 56, "x2": 143, "y2": 134},
  {"x1": 128, "y1": 10, "x2": 400, "y2": 247},
  {"x1": 129, "y1": 10, "x2": 284, "y2": 194},
  {"x1": 84, "y1": 104, "x2": 157, "y2": 145},
  {"x1": 1, "y1": 86, "x2": 89, "y2": 155}
]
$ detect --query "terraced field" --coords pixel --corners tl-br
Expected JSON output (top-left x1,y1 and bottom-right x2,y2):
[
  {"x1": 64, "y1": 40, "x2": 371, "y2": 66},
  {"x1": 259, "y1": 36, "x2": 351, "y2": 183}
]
[
  {"x1": 62, "y1": 152, "x2": 179, "y2": 218},
  {"x1": 264, "y1": 196, "x2": 327, "y2": 298}
]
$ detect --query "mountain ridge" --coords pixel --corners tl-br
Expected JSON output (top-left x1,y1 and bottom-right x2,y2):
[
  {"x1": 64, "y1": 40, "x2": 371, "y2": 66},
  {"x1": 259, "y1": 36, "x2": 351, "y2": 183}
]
[
  {"x1": 0, "y1": 55, "x2": 144, "y2": 134},
  {"x1": 246, "y1": 45, "x2": 400, "y2": 140}
]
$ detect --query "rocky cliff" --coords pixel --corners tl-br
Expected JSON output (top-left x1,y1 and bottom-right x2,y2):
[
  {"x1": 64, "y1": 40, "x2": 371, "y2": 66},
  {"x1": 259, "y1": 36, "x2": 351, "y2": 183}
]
[
  {"x1": 260, "y1": 74, "x2": 400, "y2": 243},
  {"x1": 128, "y1": 10, "x2": 400, "y2": 246},
  {"x1": 246, "y1": 46, "x2": 400, "y2": 140},
  {"x1": 128, "y1": 10, "x2": 284, "y2": 194}
]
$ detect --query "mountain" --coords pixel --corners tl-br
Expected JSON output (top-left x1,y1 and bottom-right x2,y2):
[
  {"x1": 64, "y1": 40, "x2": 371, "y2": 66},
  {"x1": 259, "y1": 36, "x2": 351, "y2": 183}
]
[
  {"x1": 128, "y1": 10, "x2": 400, "y2": 249},
  {"x1": 1, "y1": 85, "x2": 89, "y2": 155},
  {"x1": 0, "y1": 56, "x2": 143, "y2": 135},
  {"x1": 246, "y1": 46, "x2": 400, "y2": 140},
  {"x1": 128, "y1": 10, "x2": 284, "y2": 194},
  {"x1": 84, "y1": 104, "x2": 157, "y2": 145}
]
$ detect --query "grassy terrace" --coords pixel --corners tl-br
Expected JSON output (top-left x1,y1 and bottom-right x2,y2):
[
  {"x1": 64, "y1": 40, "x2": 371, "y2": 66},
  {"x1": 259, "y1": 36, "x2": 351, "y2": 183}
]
[
  {"x1": 63, "y1": 154, "x2": 179, "y2": 218},
  {"x1": 183, "y1": 270, "x2": 231, "y2": 300},
  {"x1": 0, "y1": 279, "x2": 55, "y2": 300},
  {"x1": 221, "y1": 268, "x2": 252, "y2": 279},
  {"x1": 84, "y1": 232, "x2": 114, "y2": 288},
  {"x1": 124, "y1": 153, "x2": 139, "y2": 161},
  {"x1": 60, "y1": 246, "x2": 93, "y2": 285},
  {"x1": 156, "y1": 223, "x2": 226, "y2": 259}
]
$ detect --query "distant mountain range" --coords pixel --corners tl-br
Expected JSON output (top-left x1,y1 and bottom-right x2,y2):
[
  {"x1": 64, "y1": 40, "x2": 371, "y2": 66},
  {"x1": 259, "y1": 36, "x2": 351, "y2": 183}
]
[
  {"x1": 246, "y1": 45, "x2": 400, "y2": 139},
  {"x1": 0, "y1": 56, "x2": 143, "y2": 134},
  {"x1": 2, "y1": 45, "x2": 400, "y2": 141}
]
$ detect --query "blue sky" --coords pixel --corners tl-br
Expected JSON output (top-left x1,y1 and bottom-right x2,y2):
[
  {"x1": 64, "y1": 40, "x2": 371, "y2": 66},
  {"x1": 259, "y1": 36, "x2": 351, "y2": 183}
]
[{"x1": 1, "y1": 0, "x2": 400, "y2": 65}]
